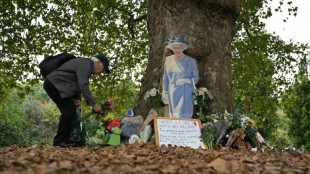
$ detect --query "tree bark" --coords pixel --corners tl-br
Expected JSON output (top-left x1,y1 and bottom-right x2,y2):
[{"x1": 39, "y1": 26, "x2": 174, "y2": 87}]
[{"x1": 134, "y1": 0, "x2": 241, "y2": 117}]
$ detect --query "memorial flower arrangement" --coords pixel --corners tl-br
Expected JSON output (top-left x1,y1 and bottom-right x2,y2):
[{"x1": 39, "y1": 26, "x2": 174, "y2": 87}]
[
  {"x1": 99, "y1": 115, "x2": 122, "y2": 146},
  {"x1": 198, "y1": 113, "x2": 226, "y2": 123},
  {"x1": 99, "y1": 116, "x2": 121, "y2": 131},
  {"x1": 194, "y1": 87, "x2": 213, "y2": 117},
  {"x1": 83, "y1": 98, "x2": 115, "y2": 122},
  {"x1": 144, "y1": 88, "x2": 163, "y2": 115},
  {"x1": 92, "y1": 98, "x2": 115, "y2": 120},
  {"x1": 223, "y1": 112, "x2": 270, "y2": 150},
  {"x1": 200, "y1": 122, "x2": 217, "y2": 149}
]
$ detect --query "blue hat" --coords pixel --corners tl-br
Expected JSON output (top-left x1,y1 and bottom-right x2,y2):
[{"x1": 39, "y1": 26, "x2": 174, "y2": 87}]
[
  {"x1": 94, "y1": 55, "x2": 110, "y2": 74},
  {"x1": 165, "y1": 34, "x2": 189, "y2": 50}
]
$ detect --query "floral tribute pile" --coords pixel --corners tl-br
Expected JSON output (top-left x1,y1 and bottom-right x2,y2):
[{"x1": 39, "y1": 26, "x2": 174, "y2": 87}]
[
  {"x1": 194, "y1": 87, "x2": 269, "y2": 150},
  {"x1": 142, "y1": 87, "x2": 270, "y2": 150},
  {"x1": 92, "y1": 98, "x2": 123, "y2": 146}
]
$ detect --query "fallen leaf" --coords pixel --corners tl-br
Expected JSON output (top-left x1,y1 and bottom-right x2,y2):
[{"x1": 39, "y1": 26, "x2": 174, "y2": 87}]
[
  {"x1": 160, "y1": 165, "x2": 178, "y2": 173},
  {"x1": 59, "y1": 160, "x2": 73, "y2": 170},
  {"x1": 207, "y1": 157, "x2": 228, "y2": 173},
  {"x1": 34, "y1": 164, "x2": 46, "y2": 174}
]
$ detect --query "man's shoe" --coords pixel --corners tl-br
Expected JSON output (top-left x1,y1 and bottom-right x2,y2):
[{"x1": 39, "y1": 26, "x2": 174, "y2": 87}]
[{"x1": 53, "y1": 142, "x2": 79, "y2": 147}]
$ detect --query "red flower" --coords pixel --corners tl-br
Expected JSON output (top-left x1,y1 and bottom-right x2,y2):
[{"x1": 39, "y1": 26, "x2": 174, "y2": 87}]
[{"x1": 108, "y1": 118, "x2": 121, "y2": 131}]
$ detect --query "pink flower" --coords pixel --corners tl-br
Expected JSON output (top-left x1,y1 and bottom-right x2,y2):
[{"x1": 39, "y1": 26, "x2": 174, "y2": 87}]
[
  {"x1": 107, "y1": 98, "x2": 113, "y2": 105},
  {"x1": 201, "y1": 123, "x2": 206, "y2": 133},
  {"x1": 208, "y1": 93, "x2": 213, "y2": 100},
  {"x1": 109, "y1": 104, "x2": 115, "y2": 112}
]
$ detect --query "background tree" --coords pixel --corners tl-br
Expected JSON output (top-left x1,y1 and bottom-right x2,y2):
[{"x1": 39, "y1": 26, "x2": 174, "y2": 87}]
[
  {"x1": 232, "y1": 0, "x2": 309, "y2": 139},
  {"x1": 282, "y1": 76, "x2": 310, "y2": 149},
  {"x1": 282, "y1": 56, "x2": 310, "y2": 149},
  {"x1": 134, "y1": 0, "x2": 241, "y2": 116},
  {"x1": 0, "y1": 83, "x2": 56, "y2": 146}
]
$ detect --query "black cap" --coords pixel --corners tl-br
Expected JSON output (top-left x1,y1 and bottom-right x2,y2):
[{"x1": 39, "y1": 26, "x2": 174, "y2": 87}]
[{"x1": 95, "y1": 55, "x2": 110, "y2": 74}]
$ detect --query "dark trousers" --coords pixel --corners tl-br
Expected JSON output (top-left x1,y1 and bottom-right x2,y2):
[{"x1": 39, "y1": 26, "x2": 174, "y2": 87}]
[{"x1": 43, "y1": 79, "x2": 76, "y2": 145}]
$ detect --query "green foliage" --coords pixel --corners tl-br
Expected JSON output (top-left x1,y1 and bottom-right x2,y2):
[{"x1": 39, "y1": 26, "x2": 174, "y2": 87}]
[
  {"x1": 282, "y1": 76, "x2": 310, "y2": 149},
  {"x1": 0, "y1": 83, "x2": 56, "y2": 146},
  {"x1": 232, "y1": 0, "x2": 310, "y2": 139},
  {"x1": 0, "y1": 0, "x2": 148, "y2": 107},
  {"x1": 0, "y1": 90, "x2": 28, "y2": 146},
  {"x1": 144, "y1": 88, "x2": 163, "y2": 115},
  {"x1": 267, "y1": 109, "x2": 293, "y2": 150},
  {"x1": 0, "y1": 119, "x2": 26, "y2": 147}
]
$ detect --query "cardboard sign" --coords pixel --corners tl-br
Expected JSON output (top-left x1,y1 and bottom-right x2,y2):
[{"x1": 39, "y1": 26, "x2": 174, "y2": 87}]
[{"x1": 154, "y1": 117, "x2": 206, "y2": 149}]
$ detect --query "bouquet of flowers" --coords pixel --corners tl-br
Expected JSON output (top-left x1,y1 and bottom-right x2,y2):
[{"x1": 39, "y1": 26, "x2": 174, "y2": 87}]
[
  {"x1": 200, "y1": 122, "x2": 217, "y2": 149},
  {"x1": 198, "y1": 113, "x2": 224, "y2": 123},
  {"x1": 243, "y1": 120, "x2": 260, "y2": 149},
  {"x1": 144, "y1": 88, "x2": 163, "y2": 115},
  {"x1": 93, "y1": 98, "x2": 115, "y2": 120},
  {"x1": 194, "y1": 87, "x2": 213, "y2": 117},
  {"x1": 100, "y1": 117, "x2": 122, "y2": 146}
]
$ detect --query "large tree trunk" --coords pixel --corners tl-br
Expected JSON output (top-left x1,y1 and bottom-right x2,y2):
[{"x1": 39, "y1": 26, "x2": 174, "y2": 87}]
[{"x1": 134, "y1": 0, "x2": 241, "y2": 117}]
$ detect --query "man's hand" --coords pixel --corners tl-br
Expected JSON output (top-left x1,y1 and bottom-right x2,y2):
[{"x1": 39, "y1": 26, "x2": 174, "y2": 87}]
[
  {"x1": 93, "y1": 103, "x2": 103, "y2": 113},
  {"x1": 73, "y1": 100, "x2": 81, "y2": 107}
]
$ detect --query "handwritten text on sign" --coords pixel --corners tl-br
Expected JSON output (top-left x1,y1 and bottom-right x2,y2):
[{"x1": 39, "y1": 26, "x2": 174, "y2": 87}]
[{"x1": 155, "y1": 117, "x2": 205, "y2": 149}]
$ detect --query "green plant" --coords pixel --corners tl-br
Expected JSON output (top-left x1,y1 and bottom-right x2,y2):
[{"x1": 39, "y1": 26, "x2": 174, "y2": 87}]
[
  {"x1": 200, "y1": 123, "x2": 217, "y2": 149},
  {"x1": 194, "y1": 87, "x2": 212, "y2": 117},
  {"x1": 282, "y1": 76, "x2": 310, "y2": 149},
  {"x1": 144, "y1": 88, "x2": 163, "y2": 115}
]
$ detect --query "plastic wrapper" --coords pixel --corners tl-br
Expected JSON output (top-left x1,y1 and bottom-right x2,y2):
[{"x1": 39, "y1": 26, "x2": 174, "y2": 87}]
[
  {"x1": 129, "y1": 134, "x2": 141, "y2": 144},
  {"x1": 214, "y1": 120, "x2": 230, "y2": 145},
  {"x1": 120, "y1": 116, "x2": 144, "y2": 140},
  {"x1": 140, "y1": 125, "x2": 152, "y2": 143}
]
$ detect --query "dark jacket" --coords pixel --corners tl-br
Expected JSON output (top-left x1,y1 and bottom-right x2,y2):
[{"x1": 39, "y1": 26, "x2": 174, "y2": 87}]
[{"x1": 46, "y1": 58, "x2": 96, "y2": 105}]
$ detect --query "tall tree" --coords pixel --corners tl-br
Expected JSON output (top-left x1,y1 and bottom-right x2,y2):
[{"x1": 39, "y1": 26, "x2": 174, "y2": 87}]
[
  {"x1": 232, "y1": 0, "x2": 309, "y2": 139},
  {"x1": 134, "y1": 0, "x2": 242, "y2": 116}
]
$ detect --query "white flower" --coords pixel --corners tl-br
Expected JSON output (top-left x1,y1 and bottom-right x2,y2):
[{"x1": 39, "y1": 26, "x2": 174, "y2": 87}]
[
  {"x1": 241, "y1": 116, "x2": 250, "y2": 127},
  {"x1": 198, "y1": 89, "x2": 204, "y2": 96},
  {"x1": 149, "y1": 88, "x2": 157, "y2": 97},
  {"x1": 201, "y1": 88, "x2": 208, "y2": 93},
  {"x1": 194, "y1": 100, "x2": 197, "y2": 105},
  {"x1": 144, "y1": 91, "x2": 150, "y2": 101}
]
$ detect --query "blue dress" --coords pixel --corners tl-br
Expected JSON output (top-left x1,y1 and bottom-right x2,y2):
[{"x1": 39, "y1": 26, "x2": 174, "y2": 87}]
[{"x1": 163, "y1": 55, "x2": 199, "y2": 118}]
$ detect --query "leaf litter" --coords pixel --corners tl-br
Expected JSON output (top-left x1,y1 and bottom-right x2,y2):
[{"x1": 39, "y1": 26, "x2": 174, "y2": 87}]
[{"x1": 0, "y1": 143, "x2": 309, "y2": 174}]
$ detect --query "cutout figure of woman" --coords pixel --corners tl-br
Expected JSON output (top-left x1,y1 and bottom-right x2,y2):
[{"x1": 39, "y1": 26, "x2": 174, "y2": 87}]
[{"x1": 163, "y1": 34, "x2": 199, "y2": 118}]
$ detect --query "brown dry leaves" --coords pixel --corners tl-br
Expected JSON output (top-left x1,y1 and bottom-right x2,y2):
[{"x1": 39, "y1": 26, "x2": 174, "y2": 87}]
[{"x1": 0, "y1": 143, "x2": 310, "y2": 174}]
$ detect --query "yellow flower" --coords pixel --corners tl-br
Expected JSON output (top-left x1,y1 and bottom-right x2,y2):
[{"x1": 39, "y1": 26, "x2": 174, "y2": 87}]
[{"x1": 249, "y1": 119, "x2": 257, "y2": 129}]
